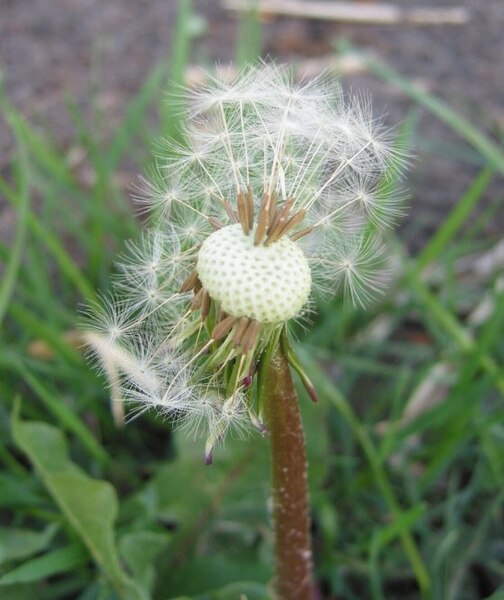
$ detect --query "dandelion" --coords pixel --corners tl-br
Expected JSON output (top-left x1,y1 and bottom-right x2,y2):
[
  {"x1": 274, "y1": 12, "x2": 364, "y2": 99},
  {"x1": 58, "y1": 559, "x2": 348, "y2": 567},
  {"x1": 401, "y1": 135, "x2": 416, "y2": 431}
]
[{"x1": 85, "y1": 63, "x2": 405, "y2": 599}]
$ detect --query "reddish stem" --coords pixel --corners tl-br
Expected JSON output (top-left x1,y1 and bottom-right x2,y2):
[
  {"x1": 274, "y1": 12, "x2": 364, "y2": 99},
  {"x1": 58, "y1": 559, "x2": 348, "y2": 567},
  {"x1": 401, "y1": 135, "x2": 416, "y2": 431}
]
[{"x1": 262, "y1": 338, "x2": 315, "y2": 599}]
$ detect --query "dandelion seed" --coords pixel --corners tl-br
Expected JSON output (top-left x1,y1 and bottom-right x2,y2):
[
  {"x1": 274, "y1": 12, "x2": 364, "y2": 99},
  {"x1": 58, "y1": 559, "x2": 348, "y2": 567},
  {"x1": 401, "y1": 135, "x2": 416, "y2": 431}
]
[{"x1": 86, "y1": 63, "x2": 405, "y2": 459}]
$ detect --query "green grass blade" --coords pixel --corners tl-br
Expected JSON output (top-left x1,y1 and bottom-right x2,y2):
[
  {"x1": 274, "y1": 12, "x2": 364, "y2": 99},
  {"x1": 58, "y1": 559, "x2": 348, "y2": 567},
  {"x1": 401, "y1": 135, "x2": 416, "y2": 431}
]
[
  {"x1": 297, "y1": 348, "x2": 432, "y2": 597},
  {"x1": 162, "y1": 0, "x2": 193, "y2": 136},
  {"x1": 415, "y1": 167, "x2": 494, "y2": 272},
  {"x1": 408, "y1": 277, "x2": 504, "y2": 395},
  {"x1": 64, "y1": 98, "x2": 118, "y2": 281},
  {"x1": 2, "y1": 105, "x2": 80, "y2": 190},
  {"x1": 236, "y1": 2, "x2": 262, "y2": 66},
  {"x1": 341, "y1": 45, "x2": 504, "y2": 176},
  {"x1": 105, "y1": 64, "x2": 165, "y2": 171},
  {"x1": 7, "y1": 361, "x2": 109, "y2": 467},
  {"x1": 0, "y1": 177, "x2": 97, "y2": 303},
  {"x1": 0, "y1": 121, "x2": 29, "y2": 328},
  {"x1": 370, "y1": 503, "x2": 427, "y2": 599},
  {"x1": 6, "y1": 303, "x2": 80, "y2": 362}
]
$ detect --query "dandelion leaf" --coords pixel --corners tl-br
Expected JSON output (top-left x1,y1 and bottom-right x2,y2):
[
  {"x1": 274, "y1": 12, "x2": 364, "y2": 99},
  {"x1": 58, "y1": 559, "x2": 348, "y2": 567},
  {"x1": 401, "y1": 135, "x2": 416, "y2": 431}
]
[
  {"x1": 0, "y1": 544, "x2": 88, "y2": 586},
  {"x1": 0, "y1": 524, "x2": 58, "y2": 565},
  {"x1": 119, "y1": 531, "x2": 171, "y2": 595},
  {"x1": 11, "y1": 414, "x2": 146, "y2": 600}
]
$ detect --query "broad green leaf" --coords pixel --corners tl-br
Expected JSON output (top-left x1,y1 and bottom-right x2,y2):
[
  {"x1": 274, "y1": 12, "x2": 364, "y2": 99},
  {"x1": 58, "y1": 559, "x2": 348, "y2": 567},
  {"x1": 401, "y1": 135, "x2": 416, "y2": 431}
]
[
  {"x1": 214, "y1": 581, "x2": 270, "y2": 600},
  {"x1": 159, "y1": 556, "x2": 270, "y2": 597},
  {"x1": 0, "y1": 473, "x2": 45, "y2": 509},
  {"x1": 0, "y1": 583, "x2": 38, "y2": 599},
  {"x1": 176, "y1": 430, "x2": 269, "y2": 519},
  {"x1": 0, "y1": 544, "x2": 88, "y2": 586},
  {"x1": 0, "y1": 524, "x2": 58, "y2": 565},
  {"x1": 12, "y1": 413, "x2": 145, "y2": 600},
  {"x1": 148, "y1": 431, "x2": 272, "y2": 597},
  {"x1": 119, "y1": 531, "x2": 171, "y2": 595}
]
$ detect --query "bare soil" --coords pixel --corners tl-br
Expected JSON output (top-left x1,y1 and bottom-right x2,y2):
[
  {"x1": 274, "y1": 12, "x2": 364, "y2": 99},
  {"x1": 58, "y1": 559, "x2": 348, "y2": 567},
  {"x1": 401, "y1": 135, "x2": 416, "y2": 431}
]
[{"x1": 1, "y1": 0, "x2": 503, "y2": 243}]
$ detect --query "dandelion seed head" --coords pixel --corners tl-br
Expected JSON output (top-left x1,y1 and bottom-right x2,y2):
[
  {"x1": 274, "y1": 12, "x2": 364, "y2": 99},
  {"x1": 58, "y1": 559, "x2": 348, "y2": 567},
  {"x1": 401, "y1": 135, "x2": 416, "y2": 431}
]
[
  {"x1": 86, "y1": 63, "x2": 406, "y2": 455},
  {"x1": 197, "y1": 224, "x2": 311, "y2": 323}
]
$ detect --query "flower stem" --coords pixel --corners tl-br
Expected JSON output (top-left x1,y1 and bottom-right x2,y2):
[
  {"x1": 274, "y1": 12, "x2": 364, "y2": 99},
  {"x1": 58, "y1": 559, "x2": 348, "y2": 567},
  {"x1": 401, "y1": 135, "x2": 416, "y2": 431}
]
[{"x1": 260, "y1": 331, "x2": 315, "y2": 599}]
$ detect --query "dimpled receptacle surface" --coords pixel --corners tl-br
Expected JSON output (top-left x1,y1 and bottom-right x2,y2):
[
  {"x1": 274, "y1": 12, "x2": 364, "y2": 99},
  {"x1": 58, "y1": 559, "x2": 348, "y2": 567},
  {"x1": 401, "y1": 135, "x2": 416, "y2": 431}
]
[{"x1": 196, "y1": 224, "x2": 311, "y2": 323}]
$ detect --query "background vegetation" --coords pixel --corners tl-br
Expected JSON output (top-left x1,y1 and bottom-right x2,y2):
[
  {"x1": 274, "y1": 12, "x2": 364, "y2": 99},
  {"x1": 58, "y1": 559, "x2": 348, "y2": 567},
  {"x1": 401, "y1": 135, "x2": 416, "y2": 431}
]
[{"x1": 1, "y1": 1, "x2": 503, "y2": 598}]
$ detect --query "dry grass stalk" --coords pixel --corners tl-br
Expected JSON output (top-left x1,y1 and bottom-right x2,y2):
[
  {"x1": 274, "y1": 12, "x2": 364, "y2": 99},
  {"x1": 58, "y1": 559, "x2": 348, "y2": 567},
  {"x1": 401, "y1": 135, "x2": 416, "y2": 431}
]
[{"x1": 222, "y1": 0, "x2": 469, "y2": 26}]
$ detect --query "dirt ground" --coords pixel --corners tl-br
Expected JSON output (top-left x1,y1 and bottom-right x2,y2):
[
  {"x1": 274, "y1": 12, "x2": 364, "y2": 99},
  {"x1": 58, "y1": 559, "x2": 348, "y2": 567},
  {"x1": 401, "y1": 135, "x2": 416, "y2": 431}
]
[{"x1": 1, "y1": 0, "x2": 503, "y2": 242}]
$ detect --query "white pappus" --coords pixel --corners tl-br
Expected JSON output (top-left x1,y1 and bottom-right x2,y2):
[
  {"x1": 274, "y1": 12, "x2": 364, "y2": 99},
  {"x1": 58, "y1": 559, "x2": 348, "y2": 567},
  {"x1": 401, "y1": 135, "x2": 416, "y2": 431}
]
[{"x1": 85, "y1": 63, "x2": 406, "y2": 462}]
